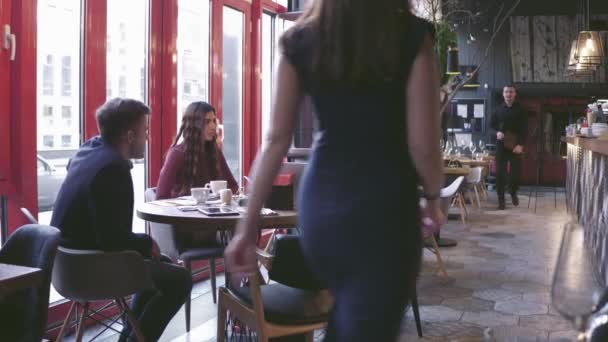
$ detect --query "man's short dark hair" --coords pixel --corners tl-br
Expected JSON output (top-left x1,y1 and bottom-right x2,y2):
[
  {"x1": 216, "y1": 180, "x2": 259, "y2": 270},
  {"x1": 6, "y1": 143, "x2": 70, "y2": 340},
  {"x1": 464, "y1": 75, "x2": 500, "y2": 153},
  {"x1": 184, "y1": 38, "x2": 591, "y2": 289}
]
[
  {"x1": 96, "y1": 98, "x2": 150, "y2": 143},
  {"x1": 504, "y1": 84, "x2": 517, "y2": 90}
]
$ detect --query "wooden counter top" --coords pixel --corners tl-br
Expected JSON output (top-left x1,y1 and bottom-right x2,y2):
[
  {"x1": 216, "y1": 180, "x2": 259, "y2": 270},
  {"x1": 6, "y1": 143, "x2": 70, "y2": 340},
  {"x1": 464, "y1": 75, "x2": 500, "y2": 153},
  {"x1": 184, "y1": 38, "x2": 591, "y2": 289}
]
[{"x1": 562, "y1": 136, "x2": 608, "y2": 156}]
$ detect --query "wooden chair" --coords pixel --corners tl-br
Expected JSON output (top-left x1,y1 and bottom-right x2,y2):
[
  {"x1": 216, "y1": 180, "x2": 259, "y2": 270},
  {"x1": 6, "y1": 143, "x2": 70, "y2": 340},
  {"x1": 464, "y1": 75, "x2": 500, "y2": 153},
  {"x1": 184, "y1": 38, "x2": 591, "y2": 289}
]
[{"x1": 217, "y1": 237, "x2": 331, "y2": 342}]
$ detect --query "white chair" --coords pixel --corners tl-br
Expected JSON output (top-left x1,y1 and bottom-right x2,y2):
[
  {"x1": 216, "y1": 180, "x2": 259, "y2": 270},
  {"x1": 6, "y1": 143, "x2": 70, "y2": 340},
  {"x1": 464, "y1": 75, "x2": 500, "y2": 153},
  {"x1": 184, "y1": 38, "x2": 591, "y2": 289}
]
[
  {"x1": 466, "y1": 167, "x2": 484, "y2": 209},
  {"x1": 440, "y1": 176, "x2": 466, "y2": 225}
]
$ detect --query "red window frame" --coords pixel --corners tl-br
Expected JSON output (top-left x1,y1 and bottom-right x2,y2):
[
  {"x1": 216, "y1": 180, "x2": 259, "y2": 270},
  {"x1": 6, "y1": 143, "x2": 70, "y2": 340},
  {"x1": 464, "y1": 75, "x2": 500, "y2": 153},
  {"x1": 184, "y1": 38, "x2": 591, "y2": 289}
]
[{"x1": 0, "y1": 0, "x2": 12, "y2": 192}]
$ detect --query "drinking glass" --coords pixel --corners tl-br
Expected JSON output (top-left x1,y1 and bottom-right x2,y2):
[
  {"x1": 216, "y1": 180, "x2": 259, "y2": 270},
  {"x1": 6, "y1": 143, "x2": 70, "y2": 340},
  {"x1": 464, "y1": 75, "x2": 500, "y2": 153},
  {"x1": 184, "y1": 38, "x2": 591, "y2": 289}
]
[{"x1": 552, "y1": 222, "x2": 606, "y2": 341}]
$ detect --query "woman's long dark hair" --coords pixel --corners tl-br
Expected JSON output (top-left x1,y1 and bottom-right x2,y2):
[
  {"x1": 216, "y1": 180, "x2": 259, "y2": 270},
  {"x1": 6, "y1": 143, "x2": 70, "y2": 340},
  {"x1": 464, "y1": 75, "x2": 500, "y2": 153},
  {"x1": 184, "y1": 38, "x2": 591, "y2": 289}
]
[
  {"x1": 173, "y1": 101, "x2": 220, "y2": 195},
  {"x1": 280, "y1": 0, "x2": 412, "y2": 86}
]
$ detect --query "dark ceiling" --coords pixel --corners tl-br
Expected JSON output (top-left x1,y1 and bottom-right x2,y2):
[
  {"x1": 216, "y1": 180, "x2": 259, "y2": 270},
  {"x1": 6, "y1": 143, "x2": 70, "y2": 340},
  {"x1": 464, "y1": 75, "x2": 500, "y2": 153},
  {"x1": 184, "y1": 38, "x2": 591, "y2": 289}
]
[{"x1": 451, "y1": 0, "x2": 608, "y2": 16}]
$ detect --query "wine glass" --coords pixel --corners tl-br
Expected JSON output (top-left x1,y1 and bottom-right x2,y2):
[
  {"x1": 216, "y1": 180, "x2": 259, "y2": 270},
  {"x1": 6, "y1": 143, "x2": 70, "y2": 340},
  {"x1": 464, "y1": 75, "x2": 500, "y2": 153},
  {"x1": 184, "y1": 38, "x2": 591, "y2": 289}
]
[{"x1": 552, "y1": 222, "x2": 606, "y2": 341}]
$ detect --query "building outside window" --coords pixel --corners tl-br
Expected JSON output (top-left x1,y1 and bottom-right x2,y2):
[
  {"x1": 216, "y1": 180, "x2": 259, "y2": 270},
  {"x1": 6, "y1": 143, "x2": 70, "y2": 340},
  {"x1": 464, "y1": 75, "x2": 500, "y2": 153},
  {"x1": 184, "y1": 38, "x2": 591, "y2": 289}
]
[
  {"x1": 61, "y1": 56, "x2": 72, "y2": 96},
  {"x1": 43, "y1": 55, "x2": 54, "y2": 96}
]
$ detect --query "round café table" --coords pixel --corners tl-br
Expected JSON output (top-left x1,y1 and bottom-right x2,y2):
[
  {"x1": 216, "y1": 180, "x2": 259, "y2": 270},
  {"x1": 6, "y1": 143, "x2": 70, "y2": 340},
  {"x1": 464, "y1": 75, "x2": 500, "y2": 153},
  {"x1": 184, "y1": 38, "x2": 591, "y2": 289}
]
[{"x1": 136, "y1": 202, "x2": 298, "y2": 232}]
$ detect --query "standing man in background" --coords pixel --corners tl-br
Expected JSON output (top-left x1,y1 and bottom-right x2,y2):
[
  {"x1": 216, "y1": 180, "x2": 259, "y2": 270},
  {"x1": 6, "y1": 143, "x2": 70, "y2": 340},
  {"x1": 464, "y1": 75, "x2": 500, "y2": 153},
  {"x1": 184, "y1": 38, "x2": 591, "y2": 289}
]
[{"x1": 491, "y1": 84, "x2": 526, "y2": 210}]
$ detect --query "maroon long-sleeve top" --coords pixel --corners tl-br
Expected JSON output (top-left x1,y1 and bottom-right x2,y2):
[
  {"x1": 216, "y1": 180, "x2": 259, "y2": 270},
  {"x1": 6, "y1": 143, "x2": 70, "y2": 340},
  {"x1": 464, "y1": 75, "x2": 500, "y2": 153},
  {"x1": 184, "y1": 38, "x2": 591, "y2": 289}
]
[{"x1": 156, "y1": 143, "x2": 239, "y2": 200}]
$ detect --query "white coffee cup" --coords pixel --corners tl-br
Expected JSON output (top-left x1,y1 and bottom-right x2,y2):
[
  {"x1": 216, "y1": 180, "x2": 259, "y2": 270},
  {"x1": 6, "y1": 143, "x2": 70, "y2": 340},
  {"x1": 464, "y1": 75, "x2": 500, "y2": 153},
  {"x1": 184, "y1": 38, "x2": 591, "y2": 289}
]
[
  {"x1": 191, "y1": 187, "x2": 210, "y2": 204},
  {"x1": 205, "y1": 180, "x2": 228, "y2": 194},
  {"x1": 219, "y1": 189, "x2": 233, "y2": 205}
]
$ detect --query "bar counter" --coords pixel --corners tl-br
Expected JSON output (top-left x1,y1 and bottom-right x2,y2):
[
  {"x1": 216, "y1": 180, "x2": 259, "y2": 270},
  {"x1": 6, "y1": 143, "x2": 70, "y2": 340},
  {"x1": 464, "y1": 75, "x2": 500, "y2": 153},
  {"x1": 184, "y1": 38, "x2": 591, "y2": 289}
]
[{"x1": 563, "y1": 136, "x2": 608, "y2": 281}]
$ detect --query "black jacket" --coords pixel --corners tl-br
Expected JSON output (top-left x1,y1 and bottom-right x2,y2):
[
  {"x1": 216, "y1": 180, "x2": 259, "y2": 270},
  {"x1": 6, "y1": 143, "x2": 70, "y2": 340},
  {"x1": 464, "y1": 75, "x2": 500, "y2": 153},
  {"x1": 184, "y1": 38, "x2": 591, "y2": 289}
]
[
  {"x1": 50, "y1": 136, "x2": 152, "y2": 257},
  {"x1": 490, "y1": 102, "x2": 527, "y2": 145}
]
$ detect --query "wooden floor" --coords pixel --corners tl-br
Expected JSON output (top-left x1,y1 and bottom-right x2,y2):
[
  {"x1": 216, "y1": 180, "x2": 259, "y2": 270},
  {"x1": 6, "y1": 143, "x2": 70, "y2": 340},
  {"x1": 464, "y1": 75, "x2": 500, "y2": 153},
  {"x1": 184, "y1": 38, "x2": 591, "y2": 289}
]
[{"x1": 64, "y1": 188, "x2": 577, "y2": 342}]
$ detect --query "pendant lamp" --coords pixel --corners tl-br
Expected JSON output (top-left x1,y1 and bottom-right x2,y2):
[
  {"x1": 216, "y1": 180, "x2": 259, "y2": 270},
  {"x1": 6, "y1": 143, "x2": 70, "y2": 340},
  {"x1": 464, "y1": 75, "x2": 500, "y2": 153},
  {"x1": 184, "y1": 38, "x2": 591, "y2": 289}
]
[
  {"x1": 567, "y1": 40, "x2": 597, "y2": 76},
  {"x1": 574, "y1": 31, "x2": 604, "y2": 66}
]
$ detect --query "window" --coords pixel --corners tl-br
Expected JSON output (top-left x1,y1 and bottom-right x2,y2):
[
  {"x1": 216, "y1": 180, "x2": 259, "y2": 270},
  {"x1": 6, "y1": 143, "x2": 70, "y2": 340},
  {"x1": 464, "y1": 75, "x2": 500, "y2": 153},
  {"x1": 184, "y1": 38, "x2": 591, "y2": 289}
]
[
  {"x1": 43, "y1": 105, "x2": 54, "y2": 126},
  {"x1": 61, "y1": 105, "x2": 71, "y2": 118},
  {"x1": 107, "y1": 0, "x2": 149, "y2": 233},
  {"x1": 118, "y1": 76, "x2": 127, "y2": 97},
  {"x1": 61, "y1": 135, "x2": 72, "y2": 147},
  {"x1": 37, "y1": 0, "x2": 81, "y2": 226},
  {"x1": 43, "y1": 135, "x2": 54, "y2": 148},
  {"x1": 222, "y1": 6, "x2": 244, "y2": 181},
  {"x1": 43, "y1": 55, "x2": 54, "y2": 96},
  {"x1": 62, "y1": 106, "x2": 72, "y2": 127},
  {"x1": 177, "y1": 0, "x2": 210, "y2": 125},
  {"x1": 43, "y1": 105, "x2": 53, "y2": 117},
  {"x1": 61, "y1": 56, "x2": 72, "y2": 96}
]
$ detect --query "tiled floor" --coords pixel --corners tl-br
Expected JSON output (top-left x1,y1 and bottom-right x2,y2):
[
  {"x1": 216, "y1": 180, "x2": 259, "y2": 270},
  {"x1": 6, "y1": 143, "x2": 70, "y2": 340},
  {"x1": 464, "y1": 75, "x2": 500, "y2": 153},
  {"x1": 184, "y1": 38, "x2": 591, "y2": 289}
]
[
  {"x1": 399, "y1": 188, "x2": 575, "y2": 341},
  {"x1": 64, "y1": 188, "x2": 577, "y2": 342}
]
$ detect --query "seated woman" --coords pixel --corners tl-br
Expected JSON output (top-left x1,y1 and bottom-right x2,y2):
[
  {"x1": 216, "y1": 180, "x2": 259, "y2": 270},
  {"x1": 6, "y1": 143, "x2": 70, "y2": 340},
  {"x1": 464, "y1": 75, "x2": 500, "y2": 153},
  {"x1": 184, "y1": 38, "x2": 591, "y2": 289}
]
[{"x1": 156, "y1": 101, "x2": 239, "y2": 246}]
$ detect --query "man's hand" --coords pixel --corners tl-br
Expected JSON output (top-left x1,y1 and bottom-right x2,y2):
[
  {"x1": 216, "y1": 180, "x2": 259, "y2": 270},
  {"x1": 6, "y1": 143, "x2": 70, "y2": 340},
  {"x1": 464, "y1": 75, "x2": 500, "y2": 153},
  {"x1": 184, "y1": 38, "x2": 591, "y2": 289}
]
[
  {"x1": 497, "y1": 132, "x2": 505, "y2": 140},
  {"x1": 513, "y1": 145, "x2": 524, "y2": 154}
]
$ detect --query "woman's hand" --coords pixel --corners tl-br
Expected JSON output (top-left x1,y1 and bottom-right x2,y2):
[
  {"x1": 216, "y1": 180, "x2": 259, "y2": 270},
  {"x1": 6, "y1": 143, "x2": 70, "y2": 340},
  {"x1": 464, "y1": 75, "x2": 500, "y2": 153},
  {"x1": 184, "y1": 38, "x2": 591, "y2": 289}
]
[
  {"x1": 224, "y1": 218, "x2": 259, "y2": 282},
  {"x1": 424, "y1": 199, "x2": 446, "y2": 226}
]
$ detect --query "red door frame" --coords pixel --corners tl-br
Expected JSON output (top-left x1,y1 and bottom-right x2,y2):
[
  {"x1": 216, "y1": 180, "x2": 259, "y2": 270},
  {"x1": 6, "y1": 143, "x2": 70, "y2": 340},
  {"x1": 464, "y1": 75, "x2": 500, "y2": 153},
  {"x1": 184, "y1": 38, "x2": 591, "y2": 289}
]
[
  {"x1": 148, "y1": 0, "x2": 177, "y2": 186},
  {"x1": 6, "y1": 0, "x2": 37, "y2": 233},
  {"x1": 83, "y1": 0, "x2": 107, "y2": 140},
  {"x1": 0, "y1": 0, "x2": 12, "y2": 192},
  {"x1": 212, "y1": 0, "x2": 252, "y2": 179}
]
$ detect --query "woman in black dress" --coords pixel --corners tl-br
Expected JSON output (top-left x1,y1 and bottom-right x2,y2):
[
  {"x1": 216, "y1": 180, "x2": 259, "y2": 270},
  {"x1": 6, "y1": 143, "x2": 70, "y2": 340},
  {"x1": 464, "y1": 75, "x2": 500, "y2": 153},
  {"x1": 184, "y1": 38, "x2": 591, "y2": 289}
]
[{"x1": 225, "y1": 1, "x2": 445, "y2": 340}]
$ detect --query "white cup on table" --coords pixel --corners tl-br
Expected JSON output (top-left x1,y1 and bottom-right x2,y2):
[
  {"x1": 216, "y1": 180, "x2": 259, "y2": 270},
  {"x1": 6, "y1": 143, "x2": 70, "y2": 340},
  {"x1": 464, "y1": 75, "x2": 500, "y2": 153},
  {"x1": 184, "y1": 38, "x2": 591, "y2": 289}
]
[
  {"x1": 191, "y1": 187, "x2": 210, "y2": 204},
  {"x1": 205, "y1": 180, "x2": 227, "y2": 194}
]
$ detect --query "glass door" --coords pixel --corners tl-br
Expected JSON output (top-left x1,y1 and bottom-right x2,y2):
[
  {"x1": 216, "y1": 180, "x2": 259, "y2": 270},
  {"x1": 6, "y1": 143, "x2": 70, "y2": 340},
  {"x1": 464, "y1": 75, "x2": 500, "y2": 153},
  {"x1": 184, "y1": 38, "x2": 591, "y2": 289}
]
[
  {"x1": 221, "y1": 4, "x2": 247, "y2": 181},
  {"x1": 36, "y1": 0, "x2": 83, "y2": 227}
]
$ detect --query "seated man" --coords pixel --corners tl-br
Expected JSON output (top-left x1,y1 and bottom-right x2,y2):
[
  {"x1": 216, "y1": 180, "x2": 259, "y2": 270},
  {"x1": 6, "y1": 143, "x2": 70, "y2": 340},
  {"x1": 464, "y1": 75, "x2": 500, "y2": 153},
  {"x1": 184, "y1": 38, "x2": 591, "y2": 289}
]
[{"x1": 51, "y1": 98, "x2": 192, "y2": 342}]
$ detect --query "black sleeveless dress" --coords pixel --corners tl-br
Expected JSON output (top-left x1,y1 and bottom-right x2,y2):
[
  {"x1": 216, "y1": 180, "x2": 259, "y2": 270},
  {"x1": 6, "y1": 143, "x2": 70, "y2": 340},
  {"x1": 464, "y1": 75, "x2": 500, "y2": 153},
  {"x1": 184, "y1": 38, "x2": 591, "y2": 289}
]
[{"x1": 286, "y1": 16, "x2": 433, "y2": 341}]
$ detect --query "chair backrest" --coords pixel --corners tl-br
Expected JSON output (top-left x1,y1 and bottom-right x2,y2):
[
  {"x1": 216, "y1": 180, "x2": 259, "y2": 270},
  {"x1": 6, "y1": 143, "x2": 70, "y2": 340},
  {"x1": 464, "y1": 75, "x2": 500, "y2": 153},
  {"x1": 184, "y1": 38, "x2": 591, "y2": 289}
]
[
  {"x1": 466, "y1": 167, "x2": 483, "y2": 184},
  {"x1": 52, "y1": 247, "x2": 154, "y2": 302},
  {"x1": 441, "y1": 176, "x2": 465, "y2": 198},
  {"x1": 0, "y1": 224, "x2": 61, "y2": 342},
  {"x1": 145, "y1": 187, "x2": 179, "y2": 261},
  {"x1": 20, "y1": 207, "x2": 38, "y2": 224},
  {"x1": 268, "y1": 235, "x2": 324, "y2": 291}
]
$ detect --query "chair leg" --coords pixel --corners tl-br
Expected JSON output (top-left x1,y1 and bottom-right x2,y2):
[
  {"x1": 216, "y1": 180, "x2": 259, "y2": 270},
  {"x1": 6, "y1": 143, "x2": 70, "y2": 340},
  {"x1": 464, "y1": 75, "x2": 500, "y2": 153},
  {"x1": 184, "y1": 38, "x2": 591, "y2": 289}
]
[
  {"x1": 210, "y1": 258, "x2": 217, "y2": 304},
  {"x1": 430, "y1": 235, "x2": 448, "y2": 279},
  {"x1": 217, "y1": 292, "x2": 226, "y2": 342},
  {"x1": 411, "y1": 290, "x2": 423, "y2": 338},
  {"x1": 474, "y1": 185, "x2": 481, "y2": 208},
  {"x1": 184, "y1": 260, "x2": 192, "y2": 332},
  {"x1": 457, "y1": 195, "x2": 467, "y2": 225},
  {"x1": 75, "y1": 302, "x2": 89, "y2": 342},
  {"x1": 118, "y1": 298, "x2": 145, "y2": 342},
  {"x1": 55, "y1": 301, "x2": 77, "y2": 342},
  {"x1": 460, "y1": 193, "x2": 469, "y2": 216},
  {"x1": 466, "y1": 190, "x2": 476, "y2": 209}
]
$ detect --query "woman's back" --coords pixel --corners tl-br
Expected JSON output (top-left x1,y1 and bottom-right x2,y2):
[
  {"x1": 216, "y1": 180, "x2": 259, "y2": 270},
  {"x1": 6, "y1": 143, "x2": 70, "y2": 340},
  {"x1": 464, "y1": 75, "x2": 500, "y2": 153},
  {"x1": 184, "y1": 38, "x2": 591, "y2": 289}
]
[{"x1": 284, "y1": 16, "x2": 432, "y2": 196}]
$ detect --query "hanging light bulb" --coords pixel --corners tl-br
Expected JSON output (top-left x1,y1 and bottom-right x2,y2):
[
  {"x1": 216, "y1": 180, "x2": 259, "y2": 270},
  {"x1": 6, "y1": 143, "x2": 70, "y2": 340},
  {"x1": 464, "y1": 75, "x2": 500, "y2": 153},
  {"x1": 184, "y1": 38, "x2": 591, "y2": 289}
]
[{"x1": 446, "y1": 45, "x2": 460, "y2": 75}]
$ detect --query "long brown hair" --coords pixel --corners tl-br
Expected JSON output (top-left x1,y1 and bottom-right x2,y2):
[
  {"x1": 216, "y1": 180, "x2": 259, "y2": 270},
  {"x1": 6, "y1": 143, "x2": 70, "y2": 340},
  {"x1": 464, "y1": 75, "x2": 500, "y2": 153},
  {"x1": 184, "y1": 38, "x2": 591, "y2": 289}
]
[
  {"x1": 280, "y1": 0, "x2": 412, "y2": 86},
  {"x1": 172, "y1": 101, "x2": 220, "y2": 194}
]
